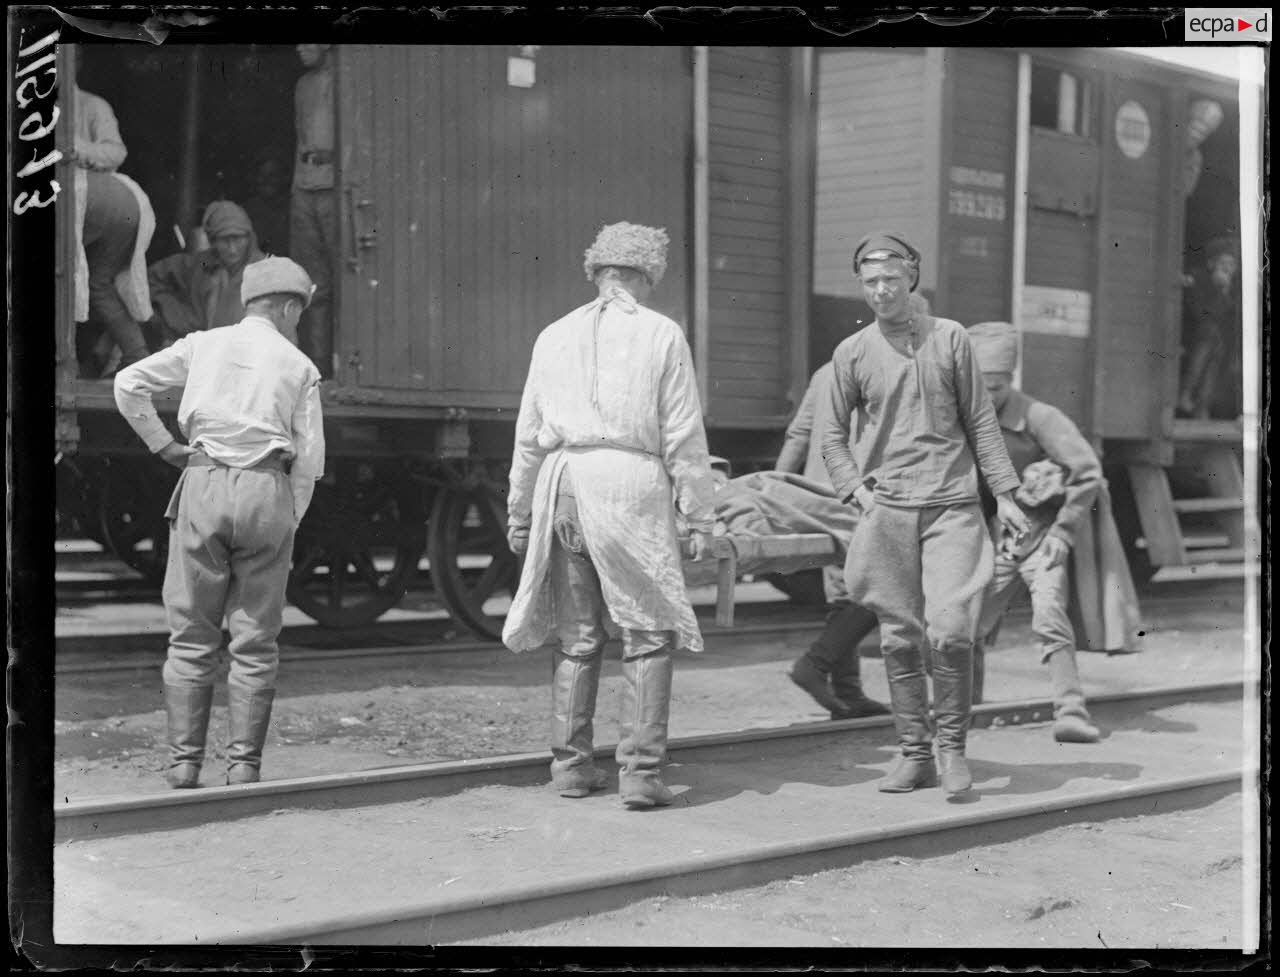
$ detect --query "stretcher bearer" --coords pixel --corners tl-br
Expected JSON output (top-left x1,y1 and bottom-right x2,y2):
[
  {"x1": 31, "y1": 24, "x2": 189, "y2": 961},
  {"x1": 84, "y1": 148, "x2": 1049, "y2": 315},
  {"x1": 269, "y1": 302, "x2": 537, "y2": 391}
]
[
  {"x1": 114, "y1": 257, "x2": 325, "y2": 788},
  {"x1": 969, "y1": 320, "x2": 1115, "y2": 744},
  {"x1": 503, "y1": 222, "x2": 717, "y2": 809},
  {"x1": 775, "y1": 299, "x2": 938, "y2": 720},
  {"x1": 821, "y1": 232, "x2": 1029, "y2": 796}
]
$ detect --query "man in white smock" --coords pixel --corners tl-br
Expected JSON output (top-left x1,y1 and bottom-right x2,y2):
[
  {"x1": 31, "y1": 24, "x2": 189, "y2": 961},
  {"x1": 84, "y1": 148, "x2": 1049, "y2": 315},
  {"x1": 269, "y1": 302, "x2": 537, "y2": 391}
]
[{"x1": 503, "y1": 222, "x2": 717, "y2": 809}]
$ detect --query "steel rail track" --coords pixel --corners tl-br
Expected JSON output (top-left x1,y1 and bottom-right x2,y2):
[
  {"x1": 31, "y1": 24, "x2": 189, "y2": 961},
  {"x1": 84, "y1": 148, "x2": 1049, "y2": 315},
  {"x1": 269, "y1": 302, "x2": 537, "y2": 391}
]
[
  {"x1": 231, "y1": 770, "x2": 1248, "y2": 946},
  {"x1": 56, "y1": 678, "x2": 1246, "y2": 843},
  {"x1": 54, "y1": 584, "x2": 1246, "y2": 676}
]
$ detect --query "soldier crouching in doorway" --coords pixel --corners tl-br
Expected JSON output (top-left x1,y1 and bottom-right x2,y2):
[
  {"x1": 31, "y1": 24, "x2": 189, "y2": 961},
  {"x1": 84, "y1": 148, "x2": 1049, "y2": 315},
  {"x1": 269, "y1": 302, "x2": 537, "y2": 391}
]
[{"x1": 502, "y1": 222, "x2": 717, "y2": 809}]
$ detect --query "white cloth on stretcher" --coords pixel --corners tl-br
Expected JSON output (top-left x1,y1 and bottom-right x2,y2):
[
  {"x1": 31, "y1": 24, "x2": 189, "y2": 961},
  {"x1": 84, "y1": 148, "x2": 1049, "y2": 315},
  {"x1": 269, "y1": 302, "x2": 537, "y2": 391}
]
[{"x1": 74, "y1": 167, "x2": 155, "y2": 324}]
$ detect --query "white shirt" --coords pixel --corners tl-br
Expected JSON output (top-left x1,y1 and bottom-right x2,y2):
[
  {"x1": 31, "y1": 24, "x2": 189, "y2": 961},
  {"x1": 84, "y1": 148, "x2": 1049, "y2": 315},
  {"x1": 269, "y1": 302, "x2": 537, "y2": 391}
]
[{"x1": 113, "y1": 316, "x2": 325, "y2": 522}]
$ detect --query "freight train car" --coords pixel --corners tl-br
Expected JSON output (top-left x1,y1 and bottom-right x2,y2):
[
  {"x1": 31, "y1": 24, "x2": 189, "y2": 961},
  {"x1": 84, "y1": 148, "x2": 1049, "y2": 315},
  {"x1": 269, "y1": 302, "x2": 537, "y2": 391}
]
[
  {"x1": 54, "y1": 43, "x2": 1259, "y2": 640},
  {"x1": 808, "y1": 46, "x2": 1260, "y2": 584},
  {"x1": 53, "y1": 43, "x2": 817, "y2": 637}
]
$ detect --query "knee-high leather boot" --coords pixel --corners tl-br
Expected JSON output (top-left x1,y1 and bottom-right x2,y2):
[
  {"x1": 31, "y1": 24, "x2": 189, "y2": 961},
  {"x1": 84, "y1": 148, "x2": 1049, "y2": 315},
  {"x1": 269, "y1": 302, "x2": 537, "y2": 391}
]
[
  {"x1": 617, "y1": 649, "x2": 675, "y2": 809},
  {"x1": 878, "y1": 648, "x2": 938, "y2": 792},
  {"x1": 550, "y1": 650, "x2": 608, "y2": 797},
  {"x1": 971, "y1": 642, "x2": 986, "y2": 706},
  {"x1": 1046, "y1": 648, "x2": 1101, "y2": 743},
  {"x1": 163, "y1": 684, "x2": 214, "y2": 789},
  {"x1": 931, "y1": 642, "x2": 974, "y2": 795},
  {"x1": 226, "y1": 688, "x2": 275, "y2": 785},
  {"x1": 792, "y1": 603, "x2": 890, "y2": 720}
]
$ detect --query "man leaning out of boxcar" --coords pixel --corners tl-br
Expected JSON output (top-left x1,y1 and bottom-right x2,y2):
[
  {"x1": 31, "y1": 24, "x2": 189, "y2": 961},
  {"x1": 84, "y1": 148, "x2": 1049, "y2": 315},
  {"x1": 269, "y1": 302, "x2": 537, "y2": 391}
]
[
  {"x1": 114, "y1": 256, "x2": 325, "y2": 789},
  {"x1": 503, "y1": 221, "x2": 718, "y2": 810}
]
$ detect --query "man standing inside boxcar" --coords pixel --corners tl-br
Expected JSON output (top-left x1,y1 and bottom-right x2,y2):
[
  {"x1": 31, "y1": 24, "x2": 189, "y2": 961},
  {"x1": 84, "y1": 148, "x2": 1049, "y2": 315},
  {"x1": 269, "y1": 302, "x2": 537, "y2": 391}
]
[
  {"x1": 114, "y1": 257, "x2": 325, "y2": 788},
  {"x1": 503, "y1": 222, "x2": 717, "y2": 809},
  {"x1": 821, "y1": 232, "x2": 1028, "y2": 796},
  {"x1": 292, "y1": 43, "x2": 337, "y2": 378}
]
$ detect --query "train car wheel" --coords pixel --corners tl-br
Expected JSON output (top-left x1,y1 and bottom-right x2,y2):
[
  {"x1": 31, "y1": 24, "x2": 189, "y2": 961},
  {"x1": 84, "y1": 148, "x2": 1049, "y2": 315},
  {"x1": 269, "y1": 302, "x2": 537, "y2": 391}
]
[
  {"x1": 426, "y1": 485, "x2": 519, "y2": 642},
  {"x1": 98, "y1": 458, "x2": 176, "y2": 584},
  {"x1": 287, "y1": 469, "x2": 426, "y2": 629}
]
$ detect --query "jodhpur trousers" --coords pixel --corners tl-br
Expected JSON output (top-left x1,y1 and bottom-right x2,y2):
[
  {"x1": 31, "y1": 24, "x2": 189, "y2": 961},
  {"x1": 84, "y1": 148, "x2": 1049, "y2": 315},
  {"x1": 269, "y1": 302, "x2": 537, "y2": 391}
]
[
  {"x1": 161, "y1": 464, "x2": 296, "y2": 694},
  {"x1": 846, "y1": 502, "x2": 994, "y2": 662}
]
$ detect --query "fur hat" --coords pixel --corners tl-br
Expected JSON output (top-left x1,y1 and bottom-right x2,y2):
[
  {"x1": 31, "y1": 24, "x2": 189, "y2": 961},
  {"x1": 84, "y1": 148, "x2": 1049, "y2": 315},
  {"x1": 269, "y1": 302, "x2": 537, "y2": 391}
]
[
  {"x1": 968, "y1": 320, "x2": 1018, "y2": 374},
  {"x1": 241, "y1": 255, "x2": 315, "y2": 308},
  {"x1": 583, "y1": 222, "x2": 670, "y2": 285}
]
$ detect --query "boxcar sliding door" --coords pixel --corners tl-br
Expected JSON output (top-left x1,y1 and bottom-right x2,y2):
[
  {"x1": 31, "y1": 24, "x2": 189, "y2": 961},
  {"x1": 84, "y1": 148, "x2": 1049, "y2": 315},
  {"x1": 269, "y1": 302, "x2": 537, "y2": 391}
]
[{"x1": 335, "y1": 45, "x2": 692, "y2": 404}]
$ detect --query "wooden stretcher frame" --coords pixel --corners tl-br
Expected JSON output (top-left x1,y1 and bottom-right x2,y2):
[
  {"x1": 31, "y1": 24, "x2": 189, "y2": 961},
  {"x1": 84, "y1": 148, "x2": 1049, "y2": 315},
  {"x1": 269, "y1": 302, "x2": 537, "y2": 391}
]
[{"x1": 709, "y1": 533, "x2": 839, "y2": 627}]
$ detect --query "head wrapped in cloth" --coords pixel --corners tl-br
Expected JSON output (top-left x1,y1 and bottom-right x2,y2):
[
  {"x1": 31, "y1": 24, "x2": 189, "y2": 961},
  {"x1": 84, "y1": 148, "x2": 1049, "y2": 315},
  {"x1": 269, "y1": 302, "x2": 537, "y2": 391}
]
[
  {"x1": 852, "y1": 231, "x2": 920, "y2": 290},
  {"x1": 583, "y1": 222, "x2": 670, "y2": 286},
  {"x1": 968, "y1": 320, "x2": 1019, "y2": 375},
  {"x1": 1187, "y1": 99, "x2": 1224, "y2": 147},
  {"x1": 202, "y1": 200, "x2": 254, "y2": 240}
]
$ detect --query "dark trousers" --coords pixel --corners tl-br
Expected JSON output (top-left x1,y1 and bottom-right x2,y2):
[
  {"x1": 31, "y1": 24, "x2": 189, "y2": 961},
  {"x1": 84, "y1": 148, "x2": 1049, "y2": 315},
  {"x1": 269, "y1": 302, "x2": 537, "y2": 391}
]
[
  {"x1": 82, "y1": 170, "x2": 149, "y2": 367},
  {"x1": 290, "y1": 188, "x2": 336, "y2": 377}
]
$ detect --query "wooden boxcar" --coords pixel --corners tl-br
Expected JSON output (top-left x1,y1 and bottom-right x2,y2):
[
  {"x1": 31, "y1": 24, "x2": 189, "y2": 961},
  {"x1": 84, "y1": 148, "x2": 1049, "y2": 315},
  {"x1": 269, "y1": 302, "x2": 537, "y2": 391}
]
[
  {"x1": 54, "y1": 43, "x2": 1258, "y2": 639},
  {"x1": 809, "y1": 46, "x2": 1258, "y2": 584},
  {"x1": 54, "y1": 44, "x2": 817, "y2": 637}
]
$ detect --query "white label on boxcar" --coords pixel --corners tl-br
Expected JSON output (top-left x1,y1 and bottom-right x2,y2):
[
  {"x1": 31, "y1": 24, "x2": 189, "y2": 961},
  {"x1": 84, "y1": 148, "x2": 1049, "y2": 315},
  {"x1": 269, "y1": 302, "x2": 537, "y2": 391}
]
[
  {"x1": 1021, "y1": 285, "x2": 1091, "y2": 338},
  {"x1": 508, "y1": 56, "x2": 535, "y2": 88},
  {"x1": 1115, "y1": 101, "x2": 1151, "y2": 159}
]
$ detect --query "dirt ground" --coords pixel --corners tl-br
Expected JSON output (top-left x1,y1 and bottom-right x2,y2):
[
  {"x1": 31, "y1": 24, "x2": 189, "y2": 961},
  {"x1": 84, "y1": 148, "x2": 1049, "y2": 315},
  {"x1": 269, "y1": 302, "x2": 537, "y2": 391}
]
[
  {"x1": 54, "y1": 582, "x2": 1252, "y2": 801},
  {"x1": 453, "y1": 792, "x2": 1249, "y2": 949},
  {"x1": 52, "y1": 579, "x2": 1260, "y2": 949}
]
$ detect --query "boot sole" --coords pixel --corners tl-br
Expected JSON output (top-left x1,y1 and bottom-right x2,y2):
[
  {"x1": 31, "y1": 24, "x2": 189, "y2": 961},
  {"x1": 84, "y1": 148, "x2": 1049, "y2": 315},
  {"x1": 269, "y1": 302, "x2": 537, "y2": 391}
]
[
  {"x1": 877, "y1": 776, "x2": 939, "y2": 793},
  {"x1": 788, "y1": 670, "x2": 847, "y2": 714},
  {"x1": 621, "y1": 795, "x2": 674, "y2": 809}
]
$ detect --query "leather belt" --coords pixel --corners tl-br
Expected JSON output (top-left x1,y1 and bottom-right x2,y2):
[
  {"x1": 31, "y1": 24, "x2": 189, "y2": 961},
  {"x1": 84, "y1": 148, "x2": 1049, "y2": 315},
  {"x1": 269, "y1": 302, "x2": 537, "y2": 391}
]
[
  {"x1": 298, "y1": 149, "x2": 333, "y2": 166},
  {"x1": 187, "y1": 450, "x2": 288, "y2": 472}
]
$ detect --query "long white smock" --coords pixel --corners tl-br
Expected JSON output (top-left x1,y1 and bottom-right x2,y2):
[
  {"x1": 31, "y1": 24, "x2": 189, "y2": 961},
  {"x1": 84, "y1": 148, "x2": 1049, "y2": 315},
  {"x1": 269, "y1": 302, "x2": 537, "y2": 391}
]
[{"x1": 502, "y1": 288, "x2": 716, "y2": 655}]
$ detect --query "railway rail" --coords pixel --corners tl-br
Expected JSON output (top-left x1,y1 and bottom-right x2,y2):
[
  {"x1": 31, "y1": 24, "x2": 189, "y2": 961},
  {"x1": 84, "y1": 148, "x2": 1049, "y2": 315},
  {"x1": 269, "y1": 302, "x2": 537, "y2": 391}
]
[
  {"x1": 54, "y1": 679, "x2": 1250, "y2": 944},
  {"x1": 54, "y1": 580, "x2": 1246, "y2": 677}
]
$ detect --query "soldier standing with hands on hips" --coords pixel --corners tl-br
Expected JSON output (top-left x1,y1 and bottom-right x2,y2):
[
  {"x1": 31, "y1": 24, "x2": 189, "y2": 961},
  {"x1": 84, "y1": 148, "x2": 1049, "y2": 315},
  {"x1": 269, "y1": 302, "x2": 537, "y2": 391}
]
[
  {"x1": 821, "y1": 232, "x2": 1029, "y2": 797},
  {"x1": 114, "y1": 257, "x2": 325, "y2": 788}
]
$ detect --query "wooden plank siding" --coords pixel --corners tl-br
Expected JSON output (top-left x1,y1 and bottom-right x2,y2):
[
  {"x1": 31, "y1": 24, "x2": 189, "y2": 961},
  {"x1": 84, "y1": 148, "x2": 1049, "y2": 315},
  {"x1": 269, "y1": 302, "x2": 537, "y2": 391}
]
[
  {"x1": 941, "y1": 48, "x2": 1017, "y2": 327},
  {"x1": 337, "y1": 46, "x2": 692, "y2": 399},
  {"x1": 812, "y1": 49, "x2": 936, "y2": 300},
  {"x1": 704, "y1": 46, "x2": 795, "y2": 422},
  {"x1": 1094, "y1": 77, "x2": 1172, "y2": 440}
]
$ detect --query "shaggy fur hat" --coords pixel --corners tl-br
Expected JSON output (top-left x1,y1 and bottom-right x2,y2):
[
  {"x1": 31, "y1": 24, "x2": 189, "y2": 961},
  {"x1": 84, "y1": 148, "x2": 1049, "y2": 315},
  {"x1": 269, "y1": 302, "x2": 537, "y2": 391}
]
[{"x1": 583, "y1": 222, "x2": 670, "y2": 285}]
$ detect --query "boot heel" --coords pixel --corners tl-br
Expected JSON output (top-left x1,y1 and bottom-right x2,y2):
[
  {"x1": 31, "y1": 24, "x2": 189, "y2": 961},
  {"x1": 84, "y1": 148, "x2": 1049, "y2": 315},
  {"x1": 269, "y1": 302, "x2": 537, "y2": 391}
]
[
  {"x1": 878, "y1": 757, "x2": 939, "y2": 793},
  {"x1": 165, "y1": 761, "x2": 202, "y2": 789},
  {"x1": 936, "y1": 751, "x2": 972, "y2": 795}
]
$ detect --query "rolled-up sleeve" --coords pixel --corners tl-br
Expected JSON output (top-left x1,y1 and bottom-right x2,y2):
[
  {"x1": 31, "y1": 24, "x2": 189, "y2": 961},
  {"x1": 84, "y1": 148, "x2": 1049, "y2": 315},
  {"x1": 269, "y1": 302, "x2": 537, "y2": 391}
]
[
  {"x1": 659, "y1": 333, "x2": 716, "y2": 533},
  {"x1": 113, "y1": 342, "x2": 192, "y2": 452},
  {"x1": 954, "y1": 331, "x2": 1020, "y2": 497},
  {"x1": 1027, "y1": 401, "x2": 1102, "y2": 545},
  {"x1": 821, "y1": 346, "x2": 863, "y2": 501},
  {"x1": 289, "y1": 375, "x2": 326, "y2": 524}
]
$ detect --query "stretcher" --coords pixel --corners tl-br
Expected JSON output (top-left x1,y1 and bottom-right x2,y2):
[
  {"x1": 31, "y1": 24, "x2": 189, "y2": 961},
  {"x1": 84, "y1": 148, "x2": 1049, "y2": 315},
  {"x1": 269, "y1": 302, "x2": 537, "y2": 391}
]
[{"x1": 701, "y1": 533, "x2": 840, "y2": 628}]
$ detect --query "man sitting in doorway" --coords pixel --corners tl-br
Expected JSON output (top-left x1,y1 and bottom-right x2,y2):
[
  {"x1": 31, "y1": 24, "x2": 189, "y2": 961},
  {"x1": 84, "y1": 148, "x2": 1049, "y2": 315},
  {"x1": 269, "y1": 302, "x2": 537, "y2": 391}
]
[{"x1": 147, "y1": 200, "x2": 266, "y2": 345}]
